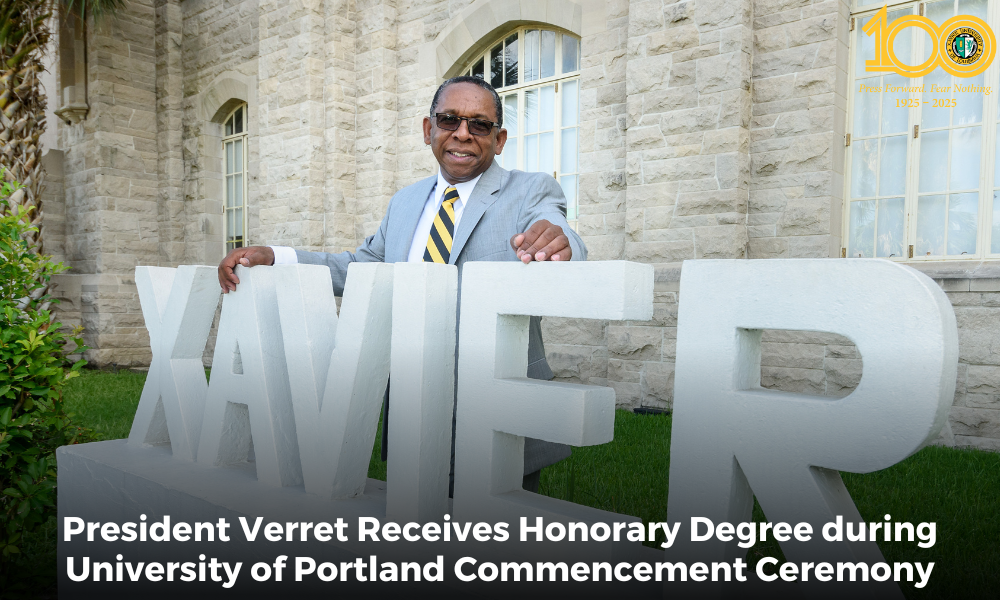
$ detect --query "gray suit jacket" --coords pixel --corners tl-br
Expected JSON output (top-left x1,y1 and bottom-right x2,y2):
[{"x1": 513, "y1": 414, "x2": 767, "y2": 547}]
[{"x1": 295, "y1": 161, "x2": 587, "y2": 473}]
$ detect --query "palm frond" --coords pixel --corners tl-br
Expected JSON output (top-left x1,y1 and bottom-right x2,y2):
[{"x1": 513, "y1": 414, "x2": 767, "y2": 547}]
[{"x1": 62, "y1": 0, "x2": 128, "y2": 21}]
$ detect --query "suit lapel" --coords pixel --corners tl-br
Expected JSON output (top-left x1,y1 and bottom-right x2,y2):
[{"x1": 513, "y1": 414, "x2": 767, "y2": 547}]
[
  {"x1": 387, "y1": 175, "x2": 436, "y2": 262},
  {"x1": 450, "y1": 161, "x2": 504, "y2": 264}
]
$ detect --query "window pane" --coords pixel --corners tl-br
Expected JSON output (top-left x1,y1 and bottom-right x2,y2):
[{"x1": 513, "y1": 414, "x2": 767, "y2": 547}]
[
  {"x1": 226, "y1": 175, "x2": 234, "y2": 208},
  {"x1": 561, "y1": 127, "x2": 578, "y2": 173},
  {"x1": 855, "y1": 15, "x2": 876, "y2": 75},
  {"x1": 853, "y1": 77, "x2": 879, "y2": 137},
  {"x1": 955, "y1": 74, "x2": 984, "y2": 126},
  {"x1": 235, "y1": 207, "x2": 244, "y2": 237},
  {"x1": 525, "y1": 134, "x2": 538, "y2": 171},
  {"x1": 234, "y1": 106, "x2": 244, "y2": 134},
  {"x1": 926, "y1": 0, "x2": 954, "y2": 25},
  {"x1": 226, "y1": 209, "x2": 235, "y2": 241},
  {"x1": 851, "y1": 139, "x2": 877, "y2": 198},
  {"x1": 473, "y1": 58, "x2": 485, "y2": 80},
  {"x1": 235, "y1": 173, "x2": 243, "y2": 209},
  {"x1": 960, "y1": 0, "x2": 987, "y2": 19},
  {"x1": 918, "y1": 130, "x2": 948, "y2": 193},
  {"x1": 916, "y1": 195, "x2": 947, "y2": 256},
  {"x1": 994, "y1": 123, "x2": 1000, "y2": 184},
  {"x1": 226, "y1": 142, "x2": 234, "y2": 175},
  {"x1": 562, "y1": 35, "x2": 579, "y2": 74},
  {"x1": 561, "y1": 174, "x2": 578, "y2": 220},
  {"x1": 504, "y1": 94, "x2": 518, "y2": 136},
  {"x1": 879, "y1": 136, "x2": 906, "y2": 196},
  {"x1": 562, "y1": 80, "x2": 579, "y2": 126},
  {"x1": 911, "y1": 17, "x2": 934, "y2": 66},
  {"x1": 948, "y1": 192, "x2": 978, "y2": 255},
  {"x1": 540, "y1": 85, "x2": 555, "y2": 130},
  {"x1": 889, "y1": 9, "x2": 913, "y2": 66},
  {"x1": 539, "y1": 132, "x2": 554, "y2": 175},
  {"x1": 849, "y1": 200, "x2": 876, "y2": 258},
  {"x1": 541, "y1": 31, "x2": 555, "y2": 78},
  {"x1": 876, "y1": 197, "x2": 905, "y2": 258},
  {"x1": 950, "y1": 126, "x2": 981, "y2": 190},
  {"x1": 991, "y1": 192, "x2": 1000, "y2": 253},
  {"x1": 490, "y1": 44, "x2": 503, "y2": 89},
  {"x1": 922, "y1": 70, "x2": 950, "y2": 130},
  {"x1": 504, "y1": 34, "x2": 518, "y2": 87},
  {"x1": 234, "y1": 139, "x2": 243, "y2": 174},
  {"x1": 524, "y1": 30, "x2": 539, "y2": 82},
  {"x1": 525, "y1": 89, "x2": 539, "y2": 133},
  {"x1": 503, "y1": 138, "x2": 517, "y2": 170},
  {"x1": 881, "y1": 74, "x2": 908, "y2": 135}
]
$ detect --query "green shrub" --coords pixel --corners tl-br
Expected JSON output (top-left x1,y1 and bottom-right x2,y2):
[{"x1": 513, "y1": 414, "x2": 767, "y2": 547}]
[{"x1": 0, "y1": 177, "x2": 87, "y2": 566}]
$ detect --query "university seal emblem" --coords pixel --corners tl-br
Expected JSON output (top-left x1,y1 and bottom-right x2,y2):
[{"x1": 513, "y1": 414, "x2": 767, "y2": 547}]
[{"x1": 947, "y1": 27, "x2": 985, "y2": 66}]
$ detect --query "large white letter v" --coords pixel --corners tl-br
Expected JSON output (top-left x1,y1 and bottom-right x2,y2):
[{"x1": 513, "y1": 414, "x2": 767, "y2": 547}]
[{"x1": 275, "y1": 263, "x2": 394, "y2": 499}]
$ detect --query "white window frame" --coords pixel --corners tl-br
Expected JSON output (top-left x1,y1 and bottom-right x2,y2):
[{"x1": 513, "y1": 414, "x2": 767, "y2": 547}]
[
  {"x1": 461, "y1": 27, "x2": 582, "y2": 227},
  {"x1": 844, "y1": 0, "x2": 1000, "y2": 261},
  {"x1": 223, "y1": 104, "x2": 249, "y2": 252}
]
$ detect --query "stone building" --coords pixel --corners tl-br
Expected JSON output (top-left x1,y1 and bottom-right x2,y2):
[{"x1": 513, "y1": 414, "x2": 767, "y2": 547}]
[{"x1": 36, "y1": 0, "x2": 1000, "y2": 450}]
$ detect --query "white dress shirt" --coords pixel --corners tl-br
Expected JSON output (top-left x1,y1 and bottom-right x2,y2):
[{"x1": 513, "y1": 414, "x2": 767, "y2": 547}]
[{"x1": 271, "y1": 169, "x2": 483, "y2": 265}]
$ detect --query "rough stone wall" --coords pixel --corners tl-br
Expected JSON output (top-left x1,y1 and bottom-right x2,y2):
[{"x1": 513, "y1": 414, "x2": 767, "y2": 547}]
[
  {"x1": 578, "y1": 0, "x2": 628, "y2": 264},
  {"x1": 57, "y1": 0, "x2": 160, "y2": 366},
  {"x1": 759, "y1": 330, "x2": 860, "y2": 398},
  {"x1": 556, "y1": 0, "x2": 852, "y2": 409},
  {"x1": 393, "y1": 0, "x2": 451, "y2": 206},
  {"x1": 156, "y1": 0, "x2": 186, "y2": 266},
  {"x1": 322, "y1": 0, "x2": 360, "y2": 253},
  {"x1": 939, "y1": 282, "x2": 1000, "y2": 451},
  {"x1": 352, "y1": 0, "x2": 401, "y2": 246},
  {"x1": 548, "y1": 0, "x2": 755, "y2": 411},
  {"x1": 541, "y1": 1, "x2": 628, "y2": 406},
  {"x1": 255, "y1": 0, "x2": 329, "y2": 250},
  {"x1": 748, "y1": 0, "x2": 847, "y2": 259},
  {"x1": 43, "y1": 151, "x2": 84, "y2": 336},
  {"x1": 180, "y1": 0, "x2": 259, "y2": 266},
  {"x1": 625, "y1": 0, "x2": 751, "y2": 266},
  {"x1": 41, "y1": 151, "x2": 66, "y2": 265}
]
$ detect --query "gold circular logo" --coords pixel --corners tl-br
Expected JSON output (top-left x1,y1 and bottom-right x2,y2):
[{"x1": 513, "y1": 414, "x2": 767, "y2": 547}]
[{"x1": 946, "y1": 26, "x2": 985, "y2": 66}]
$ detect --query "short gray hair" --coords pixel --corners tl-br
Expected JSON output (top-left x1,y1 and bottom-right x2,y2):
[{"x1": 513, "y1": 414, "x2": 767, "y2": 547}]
[{"x1": 429, "y1": 75, "x2": 503, "y2": 129}]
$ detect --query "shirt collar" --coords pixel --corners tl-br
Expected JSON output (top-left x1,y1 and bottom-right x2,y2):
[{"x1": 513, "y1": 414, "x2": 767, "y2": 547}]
[{"x1": 435, "y1": 169, "x2": 484, "y2": 209}]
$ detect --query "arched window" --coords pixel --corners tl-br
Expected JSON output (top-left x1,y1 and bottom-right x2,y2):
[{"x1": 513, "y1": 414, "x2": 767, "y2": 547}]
[
  {"x1": 223, "y1": 104, "x2": 248, "y2": 251},
  {"x1": 463, "y1": 28, "x2": 582, "y2": 224}
]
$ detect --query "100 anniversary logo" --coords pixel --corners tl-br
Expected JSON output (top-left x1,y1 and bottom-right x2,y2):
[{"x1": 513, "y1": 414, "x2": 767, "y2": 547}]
[{"x1": 864, "y1": 4, "x2": 996, "y2": 77}]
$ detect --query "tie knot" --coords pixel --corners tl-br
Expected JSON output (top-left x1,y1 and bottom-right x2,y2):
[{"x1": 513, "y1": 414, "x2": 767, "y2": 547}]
[{"x1": 443, "y1": 186, "x2": 459, "y2": 205}]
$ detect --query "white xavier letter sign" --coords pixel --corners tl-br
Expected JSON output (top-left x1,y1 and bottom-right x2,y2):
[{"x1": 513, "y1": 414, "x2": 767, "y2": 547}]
[{"x1": 128, "y1": 259, "x2": 956, "y2": 594}]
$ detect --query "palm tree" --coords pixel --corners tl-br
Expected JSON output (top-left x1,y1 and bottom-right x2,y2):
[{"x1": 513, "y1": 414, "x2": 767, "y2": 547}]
[
  {"x1": 0, "y1": 0, "x2": 126, "y2": 254},
  {"x1": 0, "y1": 0, "x2": 49, "y2": 254}
]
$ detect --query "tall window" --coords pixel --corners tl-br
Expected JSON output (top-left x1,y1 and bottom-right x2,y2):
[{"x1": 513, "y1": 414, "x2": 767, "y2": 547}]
[
  {"x1": 846, "y1": 0, "x2": 996, "y2": 260},
  {"x1": 462, "y1": 28, "x2": 582, "y2": 226},
  {"x1": 223, "y1": 104, "x2": 248, "y2": 251}
]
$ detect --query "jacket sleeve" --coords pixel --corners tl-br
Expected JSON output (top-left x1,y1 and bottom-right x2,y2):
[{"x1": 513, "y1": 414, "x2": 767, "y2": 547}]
[
  {"x1": 294, "y1": 203, "x2": 390, "y2": 296},
  {"x1": 518, "y1": 173, "x2": 587, "y2": 261}
]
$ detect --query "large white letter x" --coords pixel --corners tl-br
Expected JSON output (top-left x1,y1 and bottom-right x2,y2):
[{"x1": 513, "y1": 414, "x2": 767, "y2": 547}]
[{"x1": 128, "y1": 266, "x2": 220, "y2": 461}]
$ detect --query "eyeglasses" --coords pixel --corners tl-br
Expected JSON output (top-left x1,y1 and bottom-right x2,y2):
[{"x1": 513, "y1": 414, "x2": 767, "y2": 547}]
[{"x1": 433, "y1": 113, "x2": 499, "y2": 136}]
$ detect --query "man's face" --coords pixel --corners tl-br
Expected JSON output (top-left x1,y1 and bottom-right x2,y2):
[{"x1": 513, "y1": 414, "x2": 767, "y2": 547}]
[{"x1": 423, "y1": 82, "x2": 508, "y2": 184}]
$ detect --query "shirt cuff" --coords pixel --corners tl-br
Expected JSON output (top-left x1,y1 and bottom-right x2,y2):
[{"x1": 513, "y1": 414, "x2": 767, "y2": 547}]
[{"x1": 269, "y1": 246, "x2": 298, "y2": 265}]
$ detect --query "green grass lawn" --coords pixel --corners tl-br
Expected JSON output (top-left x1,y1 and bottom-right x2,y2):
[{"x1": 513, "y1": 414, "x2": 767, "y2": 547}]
[{"x1": 15, "y1": 369, "x2": 1000, "y2": 598}]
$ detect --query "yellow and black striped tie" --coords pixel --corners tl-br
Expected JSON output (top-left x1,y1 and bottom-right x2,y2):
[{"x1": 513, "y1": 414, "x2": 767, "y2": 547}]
[{"x1": 424, "y1": 186, "x2": 458, "y2": 264}]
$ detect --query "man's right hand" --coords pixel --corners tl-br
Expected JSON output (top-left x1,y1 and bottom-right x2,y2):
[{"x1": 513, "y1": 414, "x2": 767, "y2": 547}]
[{"x1": 218, "y1": 246, "x2": 275, "y2": 292}]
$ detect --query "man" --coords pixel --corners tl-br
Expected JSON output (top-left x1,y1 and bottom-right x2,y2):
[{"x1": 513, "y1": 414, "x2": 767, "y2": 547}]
[{"x1": 218, "y1": 76, "x2": 585, "y2": 493}]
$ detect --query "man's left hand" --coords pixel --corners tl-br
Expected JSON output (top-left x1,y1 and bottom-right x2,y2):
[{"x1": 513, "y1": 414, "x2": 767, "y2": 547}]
[{"x1": 510, "y1": 219, "x2": 572, "y2": 263}]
